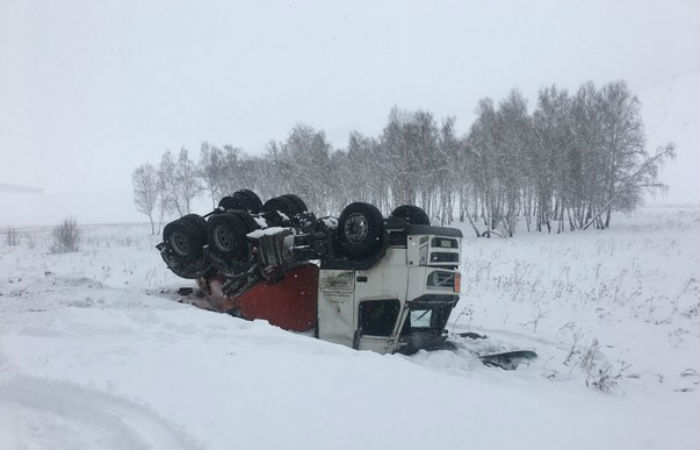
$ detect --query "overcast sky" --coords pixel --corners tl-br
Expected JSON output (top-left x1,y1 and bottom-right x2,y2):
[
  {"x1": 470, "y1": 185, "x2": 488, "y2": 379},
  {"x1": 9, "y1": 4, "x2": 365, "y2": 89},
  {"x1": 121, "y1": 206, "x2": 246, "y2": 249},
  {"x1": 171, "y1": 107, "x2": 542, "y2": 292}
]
[{"x1": 0, "y1": 0, "x2": 698, "y2": 226}]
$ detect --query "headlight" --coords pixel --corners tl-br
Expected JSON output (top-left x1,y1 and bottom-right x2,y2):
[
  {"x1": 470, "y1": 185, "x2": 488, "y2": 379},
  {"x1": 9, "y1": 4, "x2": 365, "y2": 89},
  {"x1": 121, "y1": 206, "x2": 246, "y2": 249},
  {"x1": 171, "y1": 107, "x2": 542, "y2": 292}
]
[
  {"x1": 427, "y1": 270, "x2": 456, "y2": 289},
  {"x1": 432, "y1": 237, "x2": 458, "y2": 249}
]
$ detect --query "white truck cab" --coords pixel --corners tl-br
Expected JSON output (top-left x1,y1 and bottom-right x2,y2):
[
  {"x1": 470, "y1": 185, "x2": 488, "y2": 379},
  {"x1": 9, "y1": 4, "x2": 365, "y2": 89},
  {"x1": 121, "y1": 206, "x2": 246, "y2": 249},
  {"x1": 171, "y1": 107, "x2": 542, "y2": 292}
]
[{"x1": 317, "y1": 225, "x2": 462, "y2": 354}]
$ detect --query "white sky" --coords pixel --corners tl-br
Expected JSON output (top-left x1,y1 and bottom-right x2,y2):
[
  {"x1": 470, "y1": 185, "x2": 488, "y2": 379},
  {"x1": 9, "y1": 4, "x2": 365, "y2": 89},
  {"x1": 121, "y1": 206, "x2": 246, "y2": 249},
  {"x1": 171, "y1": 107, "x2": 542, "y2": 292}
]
[{"x1": 0, "y1": 0, "x2": 698, "y2": 226}]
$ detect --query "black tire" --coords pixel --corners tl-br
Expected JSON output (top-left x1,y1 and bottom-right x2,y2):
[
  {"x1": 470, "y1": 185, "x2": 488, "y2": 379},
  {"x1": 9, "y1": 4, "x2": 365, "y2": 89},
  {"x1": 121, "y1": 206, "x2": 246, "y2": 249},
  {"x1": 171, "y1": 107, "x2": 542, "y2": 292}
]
[
  {"x1": 337, "y1": 202, "x2": 385, "y2": 259},
  {"x1": 179, "y1": 213, "x2": 208, "y2": 229},
  {"x1": 228, "y1": 209, "x2": 260, "y2": 232},
  {"x1": 263, "y1": 196, "x2": 298, "y2": 218},
  {"x1": 390, "y1": 205, "x2": 430, "y2": 226},
  {"x1": 218, "y1": 195, "x2": 243, "y2": 211},
  {"x1": 281, "y1": 194, "x2": 308, "y2": 213},
  {"x1": 217, "y1": 191, "x2": 247, "y2": 212},
  {"x1": 206, "y1": 213, "x2": 249, "y2": 260},
  {"x1": 163, "y1": 218, "x2": 207, "y2": 265},
  {"x1": 237, "y1": 189, "x2": 263, "y2": 214}
]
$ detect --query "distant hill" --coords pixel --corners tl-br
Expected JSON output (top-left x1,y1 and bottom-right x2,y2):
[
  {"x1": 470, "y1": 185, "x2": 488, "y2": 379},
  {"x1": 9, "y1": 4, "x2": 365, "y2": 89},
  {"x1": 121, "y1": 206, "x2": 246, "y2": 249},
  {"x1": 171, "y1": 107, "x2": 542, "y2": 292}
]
[{"x1": 0, "y1": 183, "x2": 43, "y2": 194}]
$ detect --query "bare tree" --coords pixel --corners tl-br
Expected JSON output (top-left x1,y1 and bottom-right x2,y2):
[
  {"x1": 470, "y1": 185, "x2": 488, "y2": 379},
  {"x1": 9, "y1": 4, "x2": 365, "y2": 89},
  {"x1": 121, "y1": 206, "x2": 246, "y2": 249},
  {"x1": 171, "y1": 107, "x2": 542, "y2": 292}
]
[
  {"x1": 583, "y1": 143, "x2": 676, "y2": 230},
  {"x1": 158, "y1": 148, "x2": 203, "y2": 216},
  {"x1": 284, "y1": 124, "x2": 332, "y2": 213},
  {"x1": 530, "y1": 85, "x2": 574, "y2": 233},
  {"x1": 158, "y1": 150, "x2": 181, "y2": 215},
  {"x1": 495, "y1": 90, "x2": 531, "y2": 236},
  {"x1": 466, "y1": 98, "x2": 500, "y2": 234},
  {"x1": 139, "y1": 80, "x2": 674, "y2": 237},
  {"x1": 51, "y1": 217, "x2": 80, "y2": 253},
  {"x1": 198, "y1": 142, "x2": 226, "y2": 207},
  {"x1": 132, "y1": 163, "x2": 160, "y2": 234},
  {"x1": 596, "y1": 81, "x2": 655, "y2": 228},
  {"x1": 5, "y1": 228, "x2": 18, "y2": 246}
]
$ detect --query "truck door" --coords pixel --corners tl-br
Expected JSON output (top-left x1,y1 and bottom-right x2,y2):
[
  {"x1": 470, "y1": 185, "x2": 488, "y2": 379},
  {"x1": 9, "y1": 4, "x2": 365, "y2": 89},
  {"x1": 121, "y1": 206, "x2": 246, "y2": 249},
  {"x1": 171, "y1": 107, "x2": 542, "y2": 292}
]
[
  {"x1": 317, "y1": 270, "x2": 356, "y2": 348},
  {"x1": 355, "y1": 299, "x2": 403, "y2": 353},
  {"x1": 353, "y1": 248, "x2": 409, "y2": 353}
]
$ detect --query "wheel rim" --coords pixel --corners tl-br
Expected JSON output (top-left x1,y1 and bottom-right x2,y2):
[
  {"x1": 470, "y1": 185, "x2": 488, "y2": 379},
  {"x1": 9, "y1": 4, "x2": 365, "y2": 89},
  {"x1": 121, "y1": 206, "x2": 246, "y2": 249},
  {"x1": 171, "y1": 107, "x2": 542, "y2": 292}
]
[
  {"x1": 344, "y1": 212, "x2": 369, "y2": 244},
  {"x1": 170, "y1": 231, "x2": 191, "y2": 256},
  {"x1": 213, "y1": 225, "x2": 235, "y2": 251}
]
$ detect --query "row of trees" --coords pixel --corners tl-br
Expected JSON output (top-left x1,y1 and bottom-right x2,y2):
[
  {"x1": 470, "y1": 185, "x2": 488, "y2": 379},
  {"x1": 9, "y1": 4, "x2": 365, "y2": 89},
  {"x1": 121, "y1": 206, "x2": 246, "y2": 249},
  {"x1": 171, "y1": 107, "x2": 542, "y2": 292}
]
[{"x1": 133, "y1": 80, "x2": 674, "y2": 236}]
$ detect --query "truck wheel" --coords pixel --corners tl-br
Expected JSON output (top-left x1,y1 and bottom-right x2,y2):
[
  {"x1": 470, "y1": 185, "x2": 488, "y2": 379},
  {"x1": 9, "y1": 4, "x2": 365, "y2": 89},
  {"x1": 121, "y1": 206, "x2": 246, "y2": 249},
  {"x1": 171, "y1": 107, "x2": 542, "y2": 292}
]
[
  {"x1": 390, "y1": 205, "x2": 430, "y2": 225},
  {"x1": 263, "y1": 196, "x2": 298, "y2": 218},
  {"x1": 206, "y1": 213, "x2": 249, "y2": 260},
  {"x1": 179, "y1": 213, "x2": 207, "y2": 228},
  {"x1": 218, "y1": 195, "x2": 244, "y2": 211},
  {"x1": 163, "y1": 218, "x2": 207, "y2": 264},
  {"x1": 229, "y1": 209, "x2": 260, "y2": 232},
  {"x1": 282, "y1": 194, "x2": 308, "y2": 213},
  {"x1": 238, "y1": 189, "x2": 263, "y2": 214},
  {"x1": 219, "y1": 190, "x2": 263, "y2": 214},
  {"x1": 337, "y1": 202, "x2": 384, "y2": 259}
]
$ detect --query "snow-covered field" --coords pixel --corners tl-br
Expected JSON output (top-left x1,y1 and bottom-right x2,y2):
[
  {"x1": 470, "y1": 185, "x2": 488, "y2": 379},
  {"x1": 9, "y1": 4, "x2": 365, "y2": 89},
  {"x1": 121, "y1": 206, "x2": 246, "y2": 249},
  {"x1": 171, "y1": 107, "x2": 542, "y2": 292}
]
[{"x1": 1, "y1": 206, "x2": 698, "y2": 449}]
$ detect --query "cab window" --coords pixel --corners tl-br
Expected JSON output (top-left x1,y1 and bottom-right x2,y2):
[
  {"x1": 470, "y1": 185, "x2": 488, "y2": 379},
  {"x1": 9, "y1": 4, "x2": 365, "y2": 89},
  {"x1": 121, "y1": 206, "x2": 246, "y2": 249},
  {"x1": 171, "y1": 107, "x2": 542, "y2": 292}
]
[{"x1": 358, "y1": 299, "x2": 400, "y2": 336}]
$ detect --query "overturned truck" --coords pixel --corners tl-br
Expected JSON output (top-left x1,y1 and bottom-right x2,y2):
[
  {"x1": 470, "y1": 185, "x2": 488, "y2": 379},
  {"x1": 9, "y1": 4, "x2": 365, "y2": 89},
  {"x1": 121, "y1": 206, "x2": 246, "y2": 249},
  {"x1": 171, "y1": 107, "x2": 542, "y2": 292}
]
[
  {"x1": 157, "y1": 190, "x2": 464, "y2": 355},
  {"x1": 157, "y1": 190, "x2": 537, "y2": 367}
]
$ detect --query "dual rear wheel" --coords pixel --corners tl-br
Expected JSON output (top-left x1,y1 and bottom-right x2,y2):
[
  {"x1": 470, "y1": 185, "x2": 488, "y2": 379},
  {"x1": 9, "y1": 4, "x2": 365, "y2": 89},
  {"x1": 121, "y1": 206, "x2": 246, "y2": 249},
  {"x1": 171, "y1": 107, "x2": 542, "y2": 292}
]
[
  {"x1": 162, "y1": 214, "x2": 209, "y2": 279},
  {"x1": 336, "y1": 203, "x2": 429, "y2": 260},
  {"x1": 162, "y1": 191, "x2": 430, "y2": 269},
  {"x1": 262, "y1": 194, "x2": 309, "y2": 224},
  {"x1": 218, "y1": 189, "x2": 263, "y2": 214},
  {"x1": 206, "y1": 209, "x2": 261, "y2": 271}
]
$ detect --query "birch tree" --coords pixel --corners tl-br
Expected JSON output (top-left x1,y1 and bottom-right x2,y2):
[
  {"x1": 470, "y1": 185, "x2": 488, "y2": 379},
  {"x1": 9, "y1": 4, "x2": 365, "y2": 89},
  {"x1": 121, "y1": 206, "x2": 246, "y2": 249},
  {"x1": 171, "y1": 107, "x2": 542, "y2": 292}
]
[
  {"x1": 131, "y1": 163, "x2": 160, "y2": 234},
  {"x1": 158, "y1": 148, "x2": 202, "y2": 216},
  {"x1": 139, "y1": 79, "x2": 675, "y2": 236}
]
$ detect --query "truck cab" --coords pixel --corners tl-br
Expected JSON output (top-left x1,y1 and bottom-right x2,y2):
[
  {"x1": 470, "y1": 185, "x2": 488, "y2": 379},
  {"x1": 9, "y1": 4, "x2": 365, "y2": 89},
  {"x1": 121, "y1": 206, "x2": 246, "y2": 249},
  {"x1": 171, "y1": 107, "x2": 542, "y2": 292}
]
[{"x1": 317, "y1": 225, "x2": 462, "y2": 354}]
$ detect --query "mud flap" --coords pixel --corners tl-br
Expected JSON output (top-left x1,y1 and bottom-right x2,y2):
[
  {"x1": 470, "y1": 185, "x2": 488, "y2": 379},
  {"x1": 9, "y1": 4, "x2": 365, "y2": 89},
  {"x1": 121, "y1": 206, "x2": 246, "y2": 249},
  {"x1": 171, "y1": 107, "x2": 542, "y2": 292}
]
[
  {"x1": 446, "y1": 332, "x2": 537, "y2": 370},
  {"x1": 478, "y1": 350, "x2": 538, "y2": 370}
]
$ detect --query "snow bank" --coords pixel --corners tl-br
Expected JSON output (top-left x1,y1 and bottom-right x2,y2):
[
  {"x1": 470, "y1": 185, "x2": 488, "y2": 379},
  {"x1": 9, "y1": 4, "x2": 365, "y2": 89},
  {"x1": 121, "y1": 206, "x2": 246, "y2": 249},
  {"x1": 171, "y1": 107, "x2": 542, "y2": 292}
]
[{"x1": 0, "y1": 209, "x2": 698, "y2": 449}]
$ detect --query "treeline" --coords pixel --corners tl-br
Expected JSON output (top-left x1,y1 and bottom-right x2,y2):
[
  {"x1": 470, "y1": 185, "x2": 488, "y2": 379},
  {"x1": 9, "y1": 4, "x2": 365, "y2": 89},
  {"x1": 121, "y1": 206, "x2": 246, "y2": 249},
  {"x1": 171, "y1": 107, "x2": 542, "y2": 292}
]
[{"x1": 133, "y1": 80, "x2": 674, "y2": 236}]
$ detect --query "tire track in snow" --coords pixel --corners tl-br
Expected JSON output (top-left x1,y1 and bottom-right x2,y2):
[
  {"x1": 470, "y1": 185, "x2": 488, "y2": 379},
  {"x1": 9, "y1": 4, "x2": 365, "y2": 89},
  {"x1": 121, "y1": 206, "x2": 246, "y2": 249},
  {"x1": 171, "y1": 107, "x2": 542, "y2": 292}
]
[{"x1": 0, "y1": 376, "x2": 205, "y2": 450}]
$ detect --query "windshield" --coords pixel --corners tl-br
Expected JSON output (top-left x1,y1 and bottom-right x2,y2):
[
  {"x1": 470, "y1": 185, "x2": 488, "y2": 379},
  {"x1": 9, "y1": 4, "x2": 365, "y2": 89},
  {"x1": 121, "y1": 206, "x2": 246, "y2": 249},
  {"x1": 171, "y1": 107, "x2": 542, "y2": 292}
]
[
  {"x1": 410, "y1": 309, "x2": 433, "y2": 328},
  {"x1": 398, "y1": 303, "x2": 453, "y2": 354},
  {"x1": 405, "y1": 304, "x2": 451, "y2": 330}
]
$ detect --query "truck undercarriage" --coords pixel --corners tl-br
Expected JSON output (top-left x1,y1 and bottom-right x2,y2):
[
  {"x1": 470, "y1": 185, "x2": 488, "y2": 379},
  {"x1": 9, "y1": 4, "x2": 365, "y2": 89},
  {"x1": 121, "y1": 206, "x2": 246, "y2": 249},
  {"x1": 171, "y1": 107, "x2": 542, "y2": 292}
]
[{"x1": 157, "y1": 190, "x2": 536, "y2": 367}]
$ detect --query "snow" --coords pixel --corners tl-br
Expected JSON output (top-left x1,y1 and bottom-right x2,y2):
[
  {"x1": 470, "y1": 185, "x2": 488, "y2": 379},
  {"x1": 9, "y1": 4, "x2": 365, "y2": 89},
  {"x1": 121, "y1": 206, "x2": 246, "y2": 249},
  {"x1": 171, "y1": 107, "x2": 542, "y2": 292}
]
[
  {"x1": 1, "y1": 207, "x2": 698, "y2": 449},
  {"x1": 247, "y1": 226, "x2": 290, "y2": 239}
]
